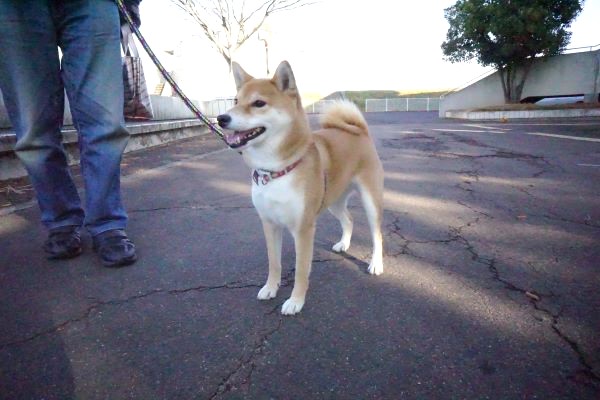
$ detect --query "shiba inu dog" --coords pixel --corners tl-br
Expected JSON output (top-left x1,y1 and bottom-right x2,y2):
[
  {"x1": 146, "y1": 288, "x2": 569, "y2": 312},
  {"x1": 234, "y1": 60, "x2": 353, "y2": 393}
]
[{"x1": 217, "y1": 61, "x2": 384, "y2": 315}]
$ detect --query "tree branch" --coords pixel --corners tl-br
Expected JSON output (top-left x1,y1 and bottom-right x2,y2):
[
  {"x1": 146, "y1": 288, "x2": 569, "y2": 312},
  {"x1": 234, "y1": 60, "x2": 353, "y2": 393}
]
[{"x1": 170, "y1": 0, "x2": 314, "y2": 67}]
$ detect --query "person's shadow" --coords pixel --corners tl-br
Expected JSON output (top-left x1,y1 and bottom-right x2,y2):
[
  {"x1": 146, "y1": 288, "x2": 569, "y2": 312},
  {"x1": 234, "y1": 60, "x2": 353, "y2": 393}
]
[{"x1": 0, "y1": 213, "x2": 76, "y2": 399}]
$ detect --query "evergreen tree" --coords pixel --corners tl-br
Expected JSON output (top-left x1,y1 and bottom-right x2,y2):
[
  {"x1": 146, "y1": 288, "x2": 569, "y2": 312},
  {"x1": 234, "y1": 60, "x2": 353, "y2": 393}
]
[{"x1": 442, "y1": 0, "x2": 583, "y2": 103}]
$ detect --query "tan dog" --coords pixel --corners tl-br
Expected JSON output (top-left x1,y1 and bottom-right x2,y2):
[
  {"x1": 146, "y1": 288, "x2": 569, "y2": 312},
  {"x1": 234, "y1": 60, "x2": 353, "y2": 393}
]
[{"x1": 217, "y1": 61, "x2": 384, "y2": 315}]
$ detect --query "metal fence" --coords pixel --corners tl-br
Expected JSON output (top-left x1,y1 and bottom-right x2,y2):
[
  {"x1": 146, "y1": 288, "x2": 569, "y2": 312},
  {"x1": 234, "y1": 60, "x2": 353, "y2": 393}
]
[
  {"x1": 365, "y1": 97, "x2": 440, "y2": 112},
  {"x1": 305, "y1": 100, "x2": 339, "y2": 114},
  {"x1": 203, "y1": 98, "x2": 235, "y2": 117},
  {"x1": 202, "y1": 97, "x2": 441, "y2": 116}
]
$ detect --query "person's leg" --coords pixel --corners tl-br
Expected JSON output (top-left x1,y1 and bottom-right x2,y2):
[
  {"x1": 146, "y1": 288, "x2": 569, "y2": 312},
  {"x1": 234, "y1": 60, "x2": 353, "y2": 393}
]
[
  {"x1": 55, "y1": 0, "x2": 131, "y2": 237},
  {"x1": 0, "y1": 0, "x2": 85, "y2": 232},
  {"x1": 56, "y1": 0, "x2": 136, "y2": 266}
]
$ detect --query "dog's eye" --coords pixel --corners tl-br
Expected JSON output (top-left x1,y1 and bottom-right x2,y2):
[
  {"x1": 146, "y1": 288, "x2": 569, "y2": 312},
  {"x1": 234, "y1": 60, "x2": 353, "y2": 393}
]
[
  {"x1": 252, "y1": 100, "x2": 266, "y2": 108},
  {"x1": 234, "y1": 98, "x2": 238, "y2": 105}
]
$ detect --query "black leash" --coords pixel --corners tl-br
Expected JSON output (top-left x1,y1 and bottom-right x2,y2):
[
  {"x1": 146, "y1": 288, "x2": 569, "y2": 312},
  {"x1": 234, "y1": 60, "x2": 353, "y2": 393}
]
[{"x1": 115, "y1": 0, "x2": 227, "y2": 145}]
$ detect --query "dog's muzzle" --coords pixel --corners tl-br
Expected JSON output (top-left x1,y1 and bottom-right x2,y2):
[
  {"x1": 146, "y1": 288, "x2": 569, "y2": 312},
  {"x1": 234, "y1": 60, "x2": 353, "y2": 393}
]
[{"x1": 217, "y1": 114, "x2": 266, "y2": 149}]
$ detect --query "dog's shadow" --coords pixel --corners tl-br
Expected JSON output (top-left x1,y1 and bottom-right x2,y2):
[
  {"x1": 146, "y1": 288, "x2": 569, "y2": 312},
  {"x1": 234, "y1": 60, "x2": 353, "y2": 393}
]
[{"x1": 313, "y1": 238, "x2": 372, "y2": 274}]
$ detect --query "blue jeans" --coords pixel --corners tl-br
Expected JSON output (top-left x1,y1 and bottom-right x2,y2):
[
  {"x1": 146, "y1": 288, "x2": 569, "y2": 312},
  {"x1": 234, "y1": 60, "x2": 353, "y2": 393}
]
[{"x1": 0, "y1": 0, "x2": 129, "y2": 236}]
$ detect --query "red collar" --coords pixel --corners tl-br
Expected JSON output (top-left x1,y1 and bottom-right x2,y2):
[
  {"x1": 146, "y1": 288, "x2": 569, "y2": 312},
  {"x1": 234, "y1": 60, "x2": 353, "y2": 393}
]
[{"x1": 253, "y1": 158, "x2": 303, "y2": 185}]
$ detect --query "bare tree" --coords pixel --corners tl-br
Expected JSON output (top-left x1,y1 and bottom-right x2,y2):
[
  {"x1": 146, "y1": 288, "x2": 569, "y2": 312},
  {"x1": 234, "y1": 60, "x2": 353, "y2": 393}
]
[{"x1": 171, "y1": 0, "x2": 314, "y2": 69}]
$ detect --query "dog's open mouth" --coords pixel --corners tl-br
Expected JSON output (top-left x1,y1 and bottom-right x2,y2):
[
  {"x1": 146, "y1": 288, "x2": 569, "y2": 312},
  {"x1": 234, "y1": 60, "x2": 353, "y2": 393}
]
[{"x1": 225, "y1": 127, "x2": 266, "y2": 149}]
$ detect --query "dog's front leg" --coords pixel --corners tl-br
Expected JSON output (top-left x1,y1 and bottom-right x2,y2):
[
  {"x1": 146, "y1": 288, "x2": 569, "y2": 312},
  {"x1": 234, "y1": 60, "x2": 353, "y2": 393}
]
[
  {"x1": 281, "y1": 223, "x2": 316, "y2": 315},
  {"x1": 257, "y1": 220, "x2": 283, "y2": 300}
]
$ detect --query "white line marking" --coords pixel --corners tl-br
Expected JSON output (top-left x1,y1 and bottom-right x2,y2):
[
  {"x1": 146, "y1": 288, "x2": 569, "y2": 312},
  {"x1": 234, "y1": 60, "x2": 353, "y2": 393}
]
[
  {"x1": 433, "y1": 129, "x2": 497, "y2": 133},
  {"x1": 433, "y1": 127, "x2": 600, "y2": 142},
  {"x1": 463, "y1": 124, "x2": 512, "y2": 131},
  {"x1": 504, "y1": 123, "x2": 600, "y2": 126},
  {"x1": 524, "y1": 132, "x2": 600, "y2": 142},
  {"x1": 577, "y1": 163, "x2": 600, "y2": 167}
]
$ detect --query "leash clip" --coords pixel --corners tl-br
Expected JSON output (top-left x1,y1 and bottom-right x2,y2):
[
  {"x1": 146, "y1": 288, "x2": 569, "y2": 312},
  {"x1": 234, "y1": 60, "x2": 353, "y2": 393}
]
[{"x1": 252, "y1": 170, "x2": 272, "y2": 185}]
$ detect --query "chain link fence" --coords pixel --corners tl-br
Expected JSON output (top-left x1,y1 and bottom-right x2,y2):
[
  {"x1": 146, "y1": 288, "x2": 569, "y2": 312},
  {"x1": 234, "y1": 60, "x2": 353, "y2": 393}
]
[
  {"x1": 365, "y1": 98, "x2": 440, "y2": 112},
  {"x1": 203, "y1": 98, "x2": 235, "y2": 117},
  {"x1": 203, "y1": 97, "x2": 441, "y2": 116}
]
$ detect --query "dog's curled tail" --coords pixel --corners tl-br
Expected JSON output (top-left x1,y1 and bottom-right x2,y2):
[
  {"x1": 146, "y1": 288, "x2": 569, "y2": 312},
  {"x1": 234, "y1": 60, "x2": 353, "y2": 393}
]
[{"x1": 320, "y1": 100, "x2": 369, "y2": 136}]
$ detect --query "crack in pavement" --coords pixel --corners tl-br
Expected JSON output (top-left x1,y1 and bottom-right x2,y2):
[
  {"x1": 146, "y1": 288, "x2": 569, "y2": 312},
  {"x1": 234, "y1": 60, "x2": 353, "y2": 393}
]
[
  {"x1": 442, "y1": 149, "x2": 549, "y2": 163},
  {"x1": 449, "y1": 229, "x2": 599, "y2": 384},
  {"x1": 208, "y1": 318, "x2": 283, "y2": 399},
  {"x1": 385, "y1": 213, "x2": 482, "y2": 258},
  {"x1": 507, "y1": 185, "x2": 600, "y2": 228},
  {"x1": 447, "y1": 223, "x2": 599, "y2": 383},
  {"x1": 531, "y1": 297, "x2": 600, "y2": 385},
  {"x1": 207, "y1": 256, "x2": 353, "y2": 398},
  {"x1": 0, "y1": 289, "x2": 163, "y2": 350},
  {"x1": 451, "y1": 230, "x2": 600, "y2": 384},
  {"x1": 432, "y1": 148, "x2": 555, "y2": 178},
  {"x1": 0, "y1": 257, "x2": 341, "y2": 353},
  {"x1": 0, "y1": 281, "x2": 263, "y2": 350},
  {"x1": 385, "y1": 210, "x2": 599, "y2": 383},
  {"x1": 450, "y1": 161, "x2": 595, "y2": 228},
  {"x1": 129, "y1": 204, "x2": 254, "y2": 213},
  {"x1": 386, "y1": 129, "x2": 598, "y2": 382},
  {"x1": 457, "y1": 200, "x2": 494, "y2": 219},
  {"x1": 445, "y1": 131, "x2": 562, "y2": 177}
]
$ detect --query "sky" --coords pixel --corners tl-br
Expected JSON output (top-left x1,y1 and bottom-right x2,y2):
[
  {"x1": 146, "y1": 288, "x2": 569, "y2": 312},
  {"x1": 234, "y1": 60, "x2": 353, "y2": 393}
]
[{"x1": 138, "y1": 0, "x2": 599, "y2": 101}]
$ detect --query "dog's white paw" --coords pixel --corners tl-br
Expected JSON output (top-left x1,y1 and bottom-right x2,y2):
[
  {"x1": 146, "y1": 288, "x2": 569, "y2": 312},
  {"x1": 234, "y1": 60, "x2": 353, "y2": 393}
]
[
  {"x1": 332, "y1": 240, "x2": 350, "y2": 253},
  {"x1": 368, "y1": 260, "x2": 384, "y2": 275},
  {"x1": 257, "y1": 284, "x2": 279, "y2": 300},
  {"x1": 281, "y1": 297, "x2": 305, "y2": 315}
]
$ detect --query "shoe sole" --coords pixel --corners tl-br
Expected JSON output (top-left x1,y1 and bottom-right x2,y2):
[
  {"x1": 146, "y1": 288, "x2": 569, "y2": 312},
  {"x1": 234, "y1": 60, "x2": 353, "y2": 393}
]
[
  {"x1": 102, "y1": 254, "x2": 138, "y2": 268},
  {"x1": 46, "y1": 247, "x2": 83, "y2": 260}
]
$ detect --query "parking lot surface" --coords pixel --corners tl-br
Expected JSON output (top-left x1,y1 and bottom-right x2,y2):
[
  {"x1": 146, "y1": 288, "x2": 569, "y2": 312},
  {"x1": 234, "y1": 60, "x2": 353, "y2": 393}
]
[{"x1": 1, "y1": 112, "x2": 599, "y2": 399}]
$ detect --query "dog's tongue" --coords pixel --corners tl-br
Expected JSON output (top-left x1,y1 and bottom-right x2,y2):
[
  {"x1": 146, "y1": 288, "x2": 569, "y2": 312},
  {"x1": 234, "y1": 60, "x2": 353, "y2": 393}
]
[
  {"x1": 225, "y1": 129, "x2": 252, "y2": 147},
  {"x1": 225, "y1": 131, "x2": 251, "y2": 145},
  {"x1": 223, "y1": 127, "x2": 265, "y2": 148},
  {"x1": 225, "y1": 132, "x2": 240, "y2": 145}
]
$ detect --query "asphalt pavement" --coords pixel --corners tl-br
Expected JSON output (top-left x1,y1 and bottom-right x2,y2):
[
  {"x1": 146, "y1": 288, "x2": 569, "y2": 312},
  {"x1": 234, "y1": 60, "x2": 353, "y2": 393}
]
[{"x1": 1, "y1": 112, "x2": 599, "y2": 399}]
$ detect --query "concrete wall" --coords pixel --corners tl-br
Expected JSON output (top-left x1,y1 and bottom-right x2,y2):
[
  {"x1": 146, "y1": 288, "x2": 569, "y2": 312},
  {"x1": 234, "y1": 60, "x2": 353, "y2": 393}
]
[
  {"x1": 0, "y1": 94, "x2": 211, "y2": 128},
  {"x1": 439, "y1": 49, "x2": 600, "y2": 117},
  {"x1": 0, "y1": 120, "x2": 210, "y2": 180},
  {"x1": 0, "y1": 92, "x2": 223, "y2": 180}
]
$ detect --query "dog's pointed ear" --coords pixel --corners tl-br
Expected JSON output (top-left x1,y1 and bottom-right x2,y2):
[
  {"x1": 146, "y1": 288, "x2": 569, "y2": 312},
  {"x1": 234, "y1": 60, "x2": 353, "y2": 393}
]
[
  {"x1": 232, "y1": 62, "x2": 253, "y2": 90},
  {"x1": 272, "y1": 61, "x2": 298, "y2": 95}
]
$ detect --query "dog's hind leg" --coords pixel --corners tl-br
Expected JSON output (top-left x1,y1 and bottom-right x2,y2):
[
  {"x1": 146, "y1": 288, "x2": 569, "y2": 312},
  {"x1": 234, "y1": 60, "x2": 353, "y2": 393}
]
[
  {"x1": 258, "y1": 220, "x2": 283, "y2": 300},
  {"x1": 328, "y1": 189, "x2": 354, "y2": 253},
  {"x1": 281, "y1": 223, "x2": 316, "y2": 315},
  {"x1": 355, "y1": 172, "x2": 384, "y2": 275}
]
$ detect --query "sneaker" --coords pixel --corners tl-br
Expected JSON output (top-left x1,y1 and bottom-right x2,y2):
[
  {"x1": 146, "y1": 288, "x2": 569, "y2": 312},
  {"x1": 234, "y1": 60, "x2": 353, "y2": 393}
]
[
  {"x1": 92, "y1": 229, "x2": 137, "y2": 267},
  {"x1": 44, "y1": 226, "x2": 83, "y2": 260}
]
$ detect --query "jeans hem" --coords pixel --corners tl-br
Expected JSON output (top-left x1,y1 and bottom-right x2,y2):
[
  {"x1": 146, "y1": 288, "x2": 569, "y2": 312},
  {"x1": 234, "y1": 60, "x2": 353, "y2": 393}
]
[
  {"x1": 88, "y1": 222, "x2": 128, "y2": 237},
  {"x1": 46, "y1": 220, "x2": 84, "y2": 232}
]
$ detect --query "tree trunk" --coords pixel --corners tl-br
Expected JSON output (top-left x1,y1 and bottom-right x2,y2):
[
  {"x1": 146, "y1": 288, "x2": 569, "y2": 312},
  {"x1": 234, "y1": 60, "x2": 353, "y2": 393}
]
[
  {"x1": 499, "y1": 67, "x2": 509, "y2": 102},
  {"x1": 499, "y1": 62, "x2": 532, "y2": 104},
  {"x1": 514, "y1": 61, "x2": 533, "y2": 103}
]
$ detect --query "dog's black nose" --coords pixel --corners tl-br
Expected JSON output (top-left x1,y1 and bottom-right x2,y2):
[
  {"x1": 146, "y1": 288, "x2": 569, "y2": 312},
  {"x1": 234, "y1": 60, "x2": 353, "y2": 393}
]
[{"x1": 217, "y1": 114, "x2": 231, "y2": 128}]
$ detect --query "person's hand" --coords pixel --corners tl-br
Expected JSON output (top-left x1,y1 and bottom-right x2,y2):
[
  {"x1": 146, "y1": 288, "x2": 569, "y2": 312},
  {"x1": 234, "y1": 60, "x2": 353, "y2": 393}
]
[
  {"x1": 119, "y1": 2, "x2": 141, "y2": 28},
  {"x1": 127, "y1": 3, "x2": 141, "y2": 27}
]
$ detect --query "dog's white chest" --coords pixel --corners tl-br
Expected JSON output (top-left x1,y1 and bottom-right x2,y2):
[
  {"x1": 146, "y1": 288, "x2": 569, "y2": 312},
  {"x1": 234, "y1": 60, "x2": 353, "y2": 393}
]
[{"x1": 252, "y1": 177, "x2": 303, "y2": 227}]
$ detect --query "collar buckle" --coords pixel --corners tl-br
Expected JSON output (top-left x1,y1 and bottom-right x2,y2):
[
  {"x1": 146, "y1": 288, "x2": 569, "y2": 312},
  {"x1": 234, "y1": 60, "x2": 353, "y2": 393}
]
[{"x1": 252, "y1": 158, "x2": 302, "y2": 186}]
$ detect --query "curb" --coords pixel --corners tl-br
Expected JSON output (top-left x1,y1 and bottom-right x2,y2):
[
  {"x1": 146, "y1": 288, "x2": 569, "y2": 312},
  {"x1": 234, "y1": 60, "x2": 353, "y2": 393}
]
[
  {"x1": 0, "y1": 119, "x2": 210, "y2": 181},
  {"x1": 444, "y1": 107, "x2": 600, "y2": 120}
]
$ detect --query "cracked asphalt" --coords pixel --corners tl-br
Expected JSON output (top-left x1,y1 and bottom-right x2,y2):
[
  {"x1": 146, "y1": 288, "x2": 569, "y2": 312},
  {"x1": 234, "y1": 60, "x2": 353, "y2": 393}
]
[{"x1": 1, "y1": 112, "x2": 599, "y2": 399}]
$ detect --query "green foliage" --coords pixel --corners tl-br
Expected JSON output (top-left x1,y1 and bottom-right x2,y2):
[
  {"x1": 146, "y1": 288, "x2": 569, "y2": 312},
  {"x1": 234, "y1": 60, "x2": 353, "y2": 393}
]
[
  {"x1": 442, "y1": 0, "x2": 583, "y2": 68},
  {"x1": 441, "y1": 0, "x2": 583, "y2": 102}
]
